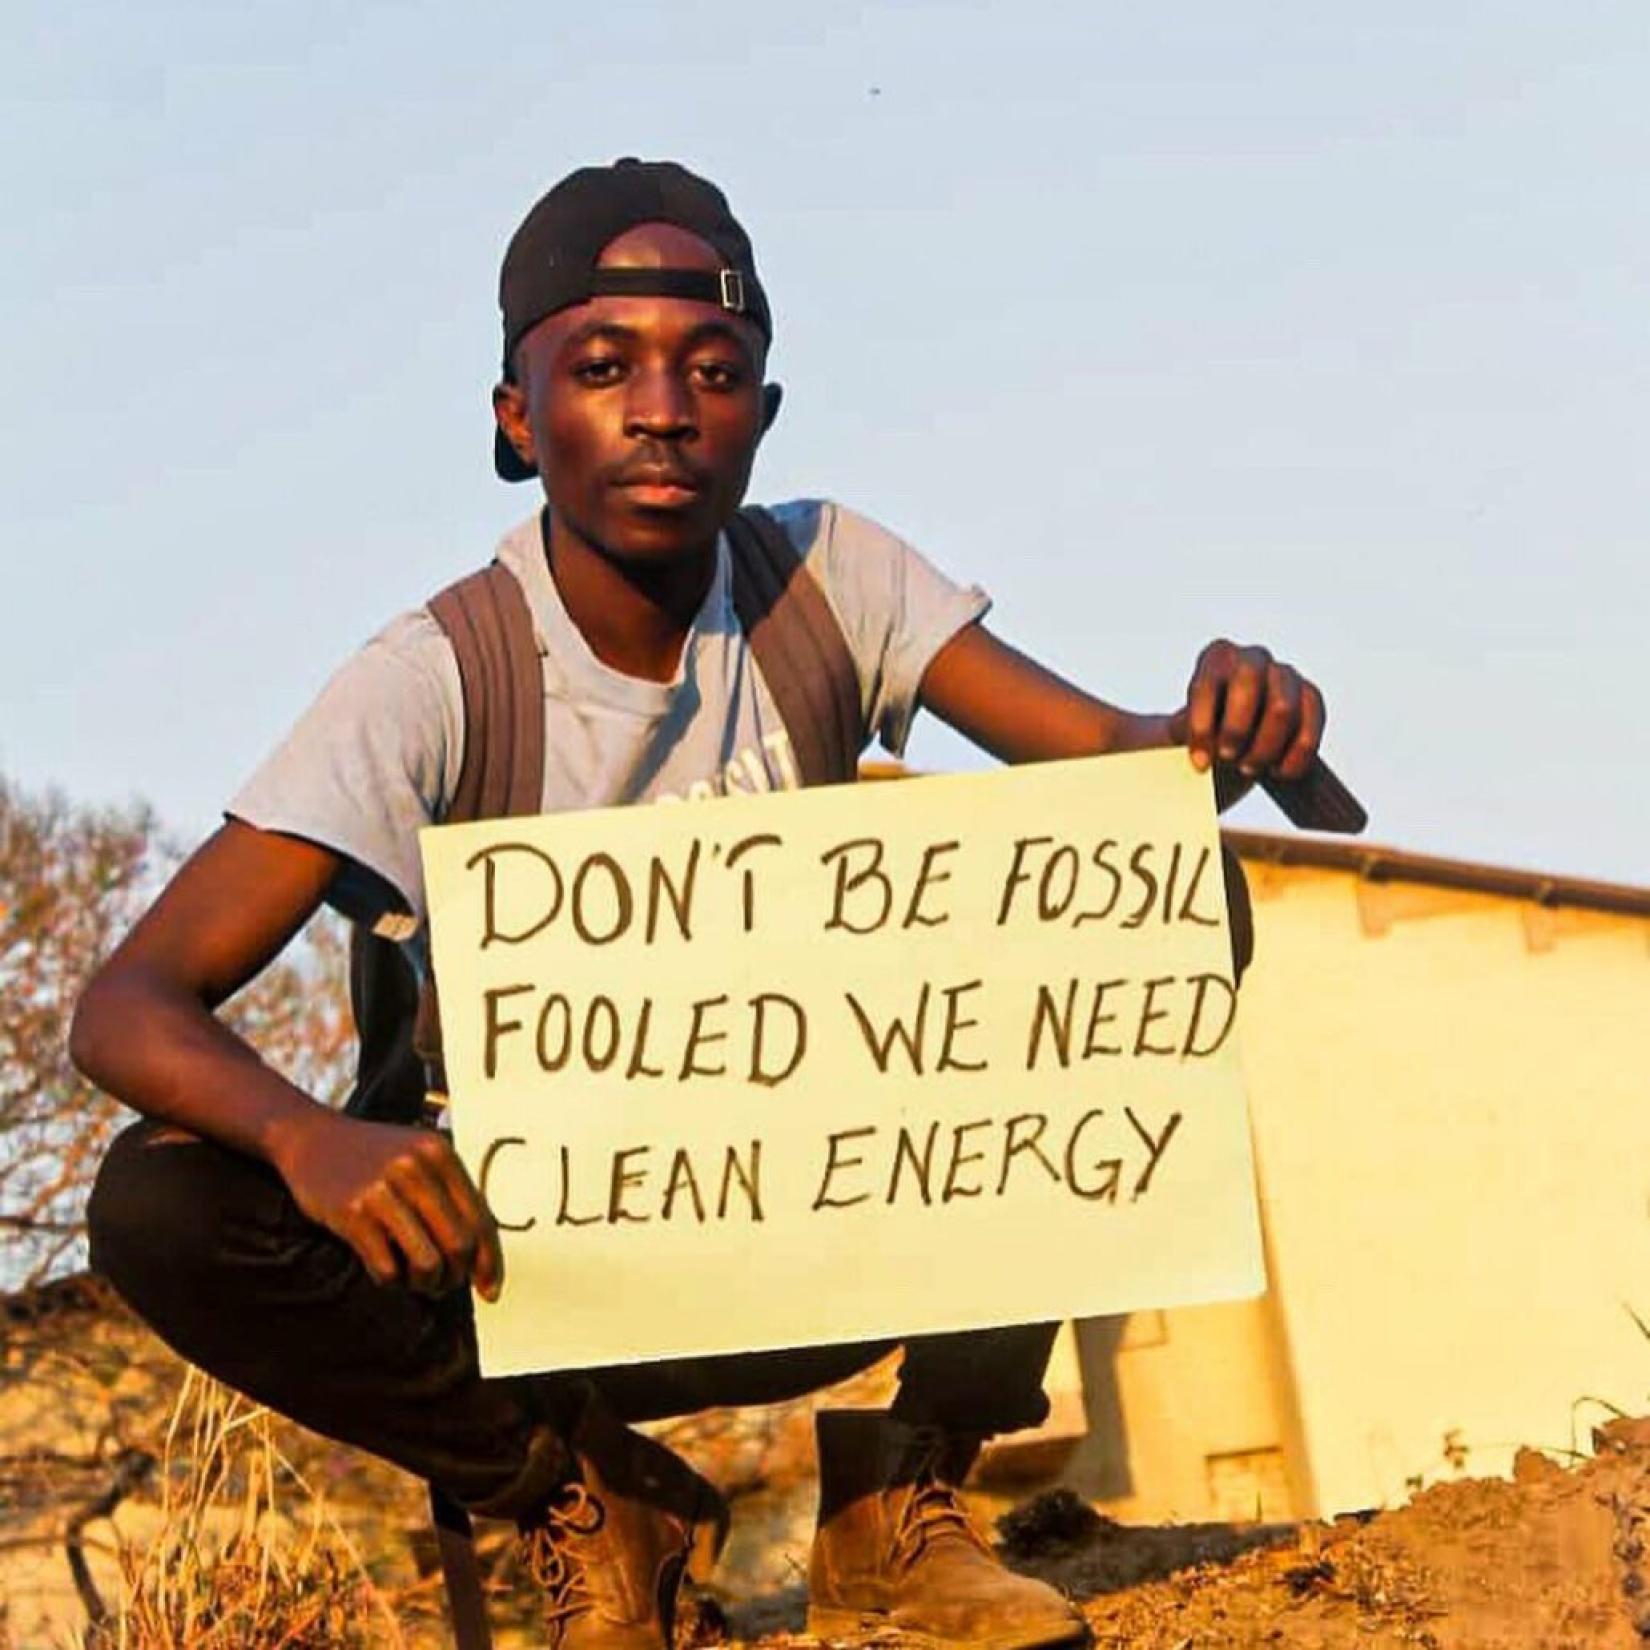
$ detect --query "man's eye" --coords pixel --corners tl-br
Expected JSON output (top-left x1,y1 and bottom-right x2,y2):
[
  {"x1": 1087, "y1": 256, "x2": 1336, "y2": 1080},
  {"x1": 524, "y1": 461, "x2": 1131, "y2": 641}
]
[
  {"x1": 692, "y1": 361, "x2": 743, "y2": 390},
  {"x1": 572, "y1": 358, "x2": 624, "y2": 385}
]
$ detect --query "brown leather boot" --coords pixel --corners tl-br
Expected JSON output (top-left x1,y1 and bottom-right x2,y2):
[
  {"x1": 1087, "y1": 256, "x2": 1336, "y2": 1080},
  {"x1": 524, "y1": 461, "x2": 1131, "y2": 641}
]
[
  {"x1": 518, "y1": 1393, "x2": 730, "y2": 1649},
  {"x1": 807, "y1": 1410, "x2": 1089, "y2": 1650}
]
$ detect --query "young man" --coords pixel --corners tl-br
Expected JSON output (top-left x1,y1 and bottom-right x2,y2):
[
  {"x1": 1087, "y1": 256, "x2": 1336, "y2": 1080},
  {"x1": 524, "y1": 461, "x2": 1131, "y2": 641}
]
[{"x1": 75, "y1": 159, "x2": 1327, "y2": 1650}]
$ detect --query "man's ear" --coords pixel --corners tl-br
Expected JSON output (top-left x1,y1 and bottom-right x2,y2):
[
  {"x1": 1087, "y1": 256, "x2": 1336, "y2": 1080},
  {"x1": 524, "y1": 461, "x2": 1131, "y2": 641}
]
[
  {"x1": 492, "y1": 380, "x2": 536, "y2": 470},
  {"x1": 760, "y1": 382, "x2": 783, "y2": 434}
]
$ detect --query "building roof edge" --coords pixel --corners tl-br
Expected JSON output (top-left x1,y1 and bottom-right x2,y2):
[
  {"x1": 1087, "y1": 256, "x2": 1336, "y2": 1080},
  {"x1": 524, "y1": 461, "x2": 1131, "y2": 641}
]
[{"x1": 1223, "y1": 829, "x2": 1650, "y2": 918}]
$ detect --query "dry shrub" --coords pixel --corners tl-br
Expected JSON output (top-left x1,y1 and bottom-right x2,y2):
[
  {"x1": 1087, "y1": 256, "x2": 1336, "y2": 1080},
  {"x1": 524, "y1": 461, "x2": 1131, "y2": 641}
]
[
  {"x1": 0, "y1": 773, "x2": 353, "y2": 1296},
  {"x1": 84, "y1": 1370, "x2": 405, "y2": 1649},
  {"x1": 0, "y1": 780, "x2": 159, "y2": 1290}
]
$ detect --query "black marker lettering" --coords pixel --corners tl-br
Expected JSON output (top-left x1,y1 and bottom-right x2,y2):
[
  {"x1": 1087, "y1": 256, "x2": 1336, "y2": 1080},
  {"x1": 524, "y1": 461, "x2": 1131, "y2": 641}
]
[
  {"x1": 718, "y1": 1141, "x2": 764, "y2": 1221},
  {"x1": 996, "y1": 836, "x2": 1053, "y2": 924},
  {"x1": 1038, "y1": 844, "x2": 1080, "y2": 921},
  {"x1": 814, "y1": 1126, "x2": 877, "y2": 1209},
  {"x1": 645, "y1": 840, "x2": 700, "y2": 943},
  {"x1": 844, "y1": 985, "x2": 929, "y2": 1075},
  {"x1": 749, "y1": 993, "x2": 807, "y2": 1087},
  {"x1": 725, "y1": 832, "x2": 782, "y2": 933},
  {"x1": 1122, "y1": 843, "x2": 1160, "y2": 930},
  {"x1": 942, "y1": 1118, "x2": 992, "y2": 1201},
  {"x1": 1182, "y1": 973, "x2": 1238, "y2": 1058},
  {"x1": 679, "y1": 994, "x2": 730, "y2": 1080},
  {"x1": 1026, "y1": 980, "x2": 1077, "y2": 1070},
  {"x1": 556, "y1": 1145, "x2": 602, "y2": 1226},
  {"x1": 904, "y1": 839, "x2": 959, "y2": 929},
  {"x1": 1065, "y1": 1110, "x2": 1123, "y2": 1202},
  {"x1": 482, "y1": 984, "x2": 533, "y2": 1079},
  {"x1": 886, "y1": 1121, "x2": 940, "y2": 1206},
  {"x1": 535, "y1": 993, "x2": 573, "y2": 1073},
  {"x1": 997, "y1": 1113, "x2": 1061, "y2": 1195},
  {"x1": 1073, "y1": 839, "x2": 1124, "y2": 925},
  {"x1": 1126, "y1": 1107, "x2": 1182, "y2": 1198},
  {"x1": 477, "y1": 1136, "x2": 536, "y2": 1232},
  {"x1": 625, "y1": 998, "x2": 665, "y2": 1079},
  {"x1": 821, "y1": 838, "x2": 894, "y2": 934},
  {"x1": 1161, "y1": 843, "x2": 1183, "y2": 926},
  {"x1": 1177, "y1": 845, "x2": 1221, "y2": 927},
  {"x1": 581, "y1": 995, "x2": 621, "y2": 1072},
  {"x1": 661, "y1": 1148, "x2": 706, "y2": 1223},
  {"x1": 571, "y1": 852, "x2": 634, "y2": 945},
  {"x1": 1083, "y1": 978, "x2": 1127, "y2": 1058},
  {"x1": 467, "y1": 842, "x2": 563, "y2": 947},
  {"x1": 1134, "y1": 975, "x2": 1178, "y2": 1057},
  {"x1": 936, "y1": 979, "x2": 988, "y2": 1073},
  {"x1": 607, "y1": 1146, "x2": 651, "y2": 1223}
]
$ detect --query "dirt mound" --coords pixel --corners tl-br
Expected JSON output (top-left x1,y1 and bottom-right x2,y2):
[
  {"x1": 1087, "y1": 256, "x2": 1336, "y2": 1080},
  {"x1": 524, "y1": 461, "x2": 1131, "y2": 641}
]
[
  {"x1": 726, "y1": 1421, "x2": 1650, "y2": 1649},
  {"x1": 1018, "y1": 1423, "x2": 1650, "y2": 1650}
]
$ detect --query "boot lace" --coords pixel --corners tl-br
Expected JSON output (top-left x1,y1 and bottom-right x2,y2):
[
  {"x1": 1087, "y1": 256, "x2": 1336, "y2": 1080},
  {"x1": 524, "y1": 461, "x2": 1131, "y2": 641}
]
[
  {"x1": 889, "y1": 1428, "x2": 992, "y2": 1573},
  {"x1": 520, "y1": 1482, "x2": 606, "y2": 1637}
]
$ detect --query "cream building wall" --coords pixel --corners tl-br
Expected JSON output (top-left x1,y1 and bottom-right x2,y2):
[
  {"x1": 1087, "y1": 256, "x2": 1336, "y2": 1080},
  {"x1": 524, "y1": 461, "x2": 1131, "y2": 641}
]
[{"x1": 1063, "y1": 842, "x2": 1650, "y2": 1524}]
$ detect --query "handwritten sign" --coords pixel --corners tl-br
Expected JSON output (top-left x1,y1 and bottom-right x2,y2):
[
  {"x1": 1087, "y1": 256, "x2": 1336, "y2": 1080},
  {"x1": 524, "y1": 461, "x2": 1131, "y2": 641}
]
[{"x1": 420, "y1": 750, "x2": 1264, "y2": 1377}]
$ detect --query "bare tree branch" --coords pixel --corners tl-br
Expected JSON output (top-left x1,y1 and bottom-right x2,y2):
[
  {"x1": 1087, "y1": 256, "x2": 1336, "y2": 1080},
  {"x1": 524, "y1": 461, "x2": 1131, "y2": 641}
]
[{"x1": 1, "y1": 775, "x2": 353, "y2": 1293}]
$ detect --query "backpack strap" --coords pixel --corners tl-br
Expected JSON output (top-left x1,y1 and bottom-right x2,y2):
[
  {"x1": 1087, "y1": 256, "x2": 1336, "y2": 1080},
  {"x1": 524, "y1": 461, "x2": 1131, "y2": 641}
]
[
  {"x1": 725, "y1": 505, "x2": 864, "y2": 786},
  {"x1": 414, "y1": 562, "x2": 547, "y2": 1075},
  {"x1": 428, "y1": 564, "x2": 546, "y2": 822},
  {"x1": 428, "y1": 1482, "x2": 493, "y2": 1650},
  {"x1": 347, "y1": 563, "x2": 548, "y2": 1101}
]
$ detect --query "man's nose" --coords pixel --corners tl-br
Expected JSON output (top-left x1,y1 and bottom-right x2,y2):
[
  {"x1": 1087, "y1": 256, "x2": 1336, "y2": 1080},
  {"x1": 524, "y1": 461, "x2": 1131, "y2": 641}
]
[{"x1": 623, "y1": 367, "x2": 696, "y2": 440}]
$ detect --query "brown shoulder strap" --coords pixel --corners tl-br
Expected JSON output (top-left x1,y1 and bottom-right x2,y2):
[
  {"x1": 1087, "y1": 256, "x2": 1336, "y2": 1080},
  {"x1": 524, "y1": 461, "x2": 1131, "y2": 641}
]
[
  {"x1": 428, "y1": 1484, "x2": 492, "y2": 1650},
  {"x1": 428, "y1": 563, "x2": 546, "y2": 823},
  {"x1": 725, "y1": 505, "x2": 863, "y2": 786},
  {"x1": 413, "y1": 563, "x2": 545, "y2": 1082}
]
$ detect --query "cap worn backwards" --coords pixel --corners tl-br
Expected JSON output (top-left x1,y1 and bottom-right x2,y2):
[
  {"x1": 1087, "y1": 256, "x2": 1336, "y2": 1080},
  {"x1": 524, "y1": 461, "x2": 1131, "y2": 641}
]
[{"x1": 494, "y1": 157, "x2": 771, "y2": 482}]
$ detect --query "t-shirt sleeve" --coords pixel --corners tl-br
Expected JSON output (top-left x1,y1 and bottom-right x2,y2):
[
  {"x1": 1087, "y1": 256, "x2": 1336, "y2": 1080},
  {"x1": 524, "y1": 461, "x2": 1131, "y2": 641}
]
[
  {"x1": 226, "y1": 611, "x2": 463, "y2": 932},
  {"x1": 768, "y1": 499, "x2": 991, "y2": 757}
]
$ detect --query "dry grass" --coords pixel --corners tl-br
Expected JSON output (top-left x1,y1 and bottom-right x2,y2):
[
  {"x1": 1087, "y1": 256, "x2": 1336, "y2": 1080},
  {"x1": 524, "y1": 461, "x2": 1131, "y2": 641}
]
[{"x1": 77, "y1": 1370, "x2": 409, "y2": 1650}]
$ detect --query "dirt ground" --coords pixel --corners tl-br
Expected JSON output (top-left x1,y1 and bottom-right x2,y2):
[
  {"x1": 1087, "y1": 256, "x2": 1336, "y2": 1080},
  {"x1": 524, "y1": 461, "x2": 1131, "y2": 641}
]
[
  {"x1": 699, "y1": 1418, "x2": 1650, "y2": 1650},
  {"x1": 7, "y1": 1289, "x2": 1650, "y2": 1647}
]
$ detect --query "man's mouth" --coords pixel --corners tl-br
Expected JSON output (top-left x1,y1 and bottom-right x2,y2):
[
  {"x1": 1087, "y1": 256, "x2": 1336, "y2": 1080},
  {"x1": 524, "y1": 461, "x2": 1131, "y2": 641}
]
[
  {"x1": 618, "y1": 480, "x2": 701, "y2": 507},
  {"x1": 612, "y1": 465, "x2": 704, "y2": 509}
]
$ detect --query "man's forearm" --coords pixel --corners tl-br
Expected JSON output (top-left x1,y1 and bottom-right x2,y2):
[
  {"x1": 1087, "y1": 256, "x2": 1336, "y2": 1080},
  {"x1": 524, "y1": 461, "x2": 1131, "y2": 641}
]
[
  {"x1": 71, "y1": 971, "x2": 338, "y2": 1173},
  {"x1": 919, "y1": 624, "x2": 1160, "y2": 763}
]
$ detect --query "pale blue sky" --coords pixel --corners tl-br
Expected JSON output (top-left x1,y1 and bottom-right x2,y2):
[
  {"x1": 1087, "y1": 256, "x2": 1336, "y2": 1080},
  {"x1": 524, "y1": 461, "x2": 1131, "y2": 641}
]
[{"x1": 5, "y1": 2, "x2": 1646, "y2": 883}]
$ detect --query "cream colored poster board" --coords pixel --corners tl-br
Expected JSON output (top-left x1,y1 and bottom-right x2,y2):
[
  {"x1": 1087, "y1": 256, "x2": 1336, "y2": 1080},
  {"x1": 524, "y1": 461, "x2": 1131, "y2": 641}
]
[{"x1": 420, "y1": 750, "x2": 1264, "y2": 1377}]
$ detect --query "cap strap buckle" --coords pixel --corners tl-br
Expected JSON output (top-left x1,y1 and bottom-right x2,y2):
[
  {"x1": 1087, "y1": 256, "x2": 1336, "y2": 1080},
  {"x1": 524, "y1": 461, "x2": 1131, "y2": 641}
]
[{"x1": 719, "y1": 268, "x2": 746, "y2": 314}]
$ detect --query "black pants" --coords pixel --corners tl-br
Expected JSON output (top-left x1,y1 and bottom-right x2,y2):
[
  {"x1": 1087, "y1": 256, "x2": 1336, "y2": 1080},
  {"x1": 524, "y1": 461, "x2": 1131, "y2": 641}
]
[{"x1": 88, "y1": 1118, "x2": 1056, "y2": 1515}]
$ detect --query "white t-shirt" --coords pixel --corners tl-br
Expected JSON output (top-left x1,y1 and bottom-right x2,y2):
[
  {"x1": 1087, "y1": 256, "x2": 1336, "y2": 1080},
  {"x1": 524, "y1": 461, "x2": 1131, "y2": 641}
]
[{"x1": 230, "y1": 499, "x2": 989, "y2": 952}]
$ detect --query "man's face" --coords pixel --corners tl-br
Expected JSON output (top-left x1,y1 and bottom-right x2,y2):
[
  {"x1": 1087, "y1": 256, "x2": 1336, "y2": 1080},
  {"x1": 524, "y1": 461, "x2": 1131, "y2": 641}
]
[{"x1": 493, "y1": 222, "x2": 777, "y2": 566}]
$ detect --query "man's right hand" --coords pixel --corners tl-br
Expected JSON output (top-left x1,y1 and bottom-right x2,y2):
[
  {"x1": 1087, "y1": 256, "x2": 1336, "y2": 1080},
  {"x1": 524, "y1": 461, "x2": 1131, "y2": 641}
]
[{"x1": 274, "y1": 1109, "x2": 504, "y2": 1301}]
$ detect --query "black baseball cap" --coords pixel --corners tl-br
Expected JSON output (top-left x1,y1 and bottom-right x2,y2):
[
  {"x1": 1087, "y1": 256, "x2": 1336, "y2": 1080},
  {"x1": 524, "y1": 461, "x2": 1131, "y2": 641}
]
[{"x1": 493, "y1": 157, "x2": 772, "y2": 482}]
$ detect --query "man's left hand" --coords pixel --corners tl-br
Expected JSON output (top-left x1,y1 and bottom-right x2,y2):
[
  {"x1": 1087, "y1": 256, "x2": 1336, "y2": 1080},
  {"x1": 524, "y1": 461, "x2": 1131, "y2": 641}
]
[{"x1": 1169, "y1": 639, "x2": 1325, "y2": 782}]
